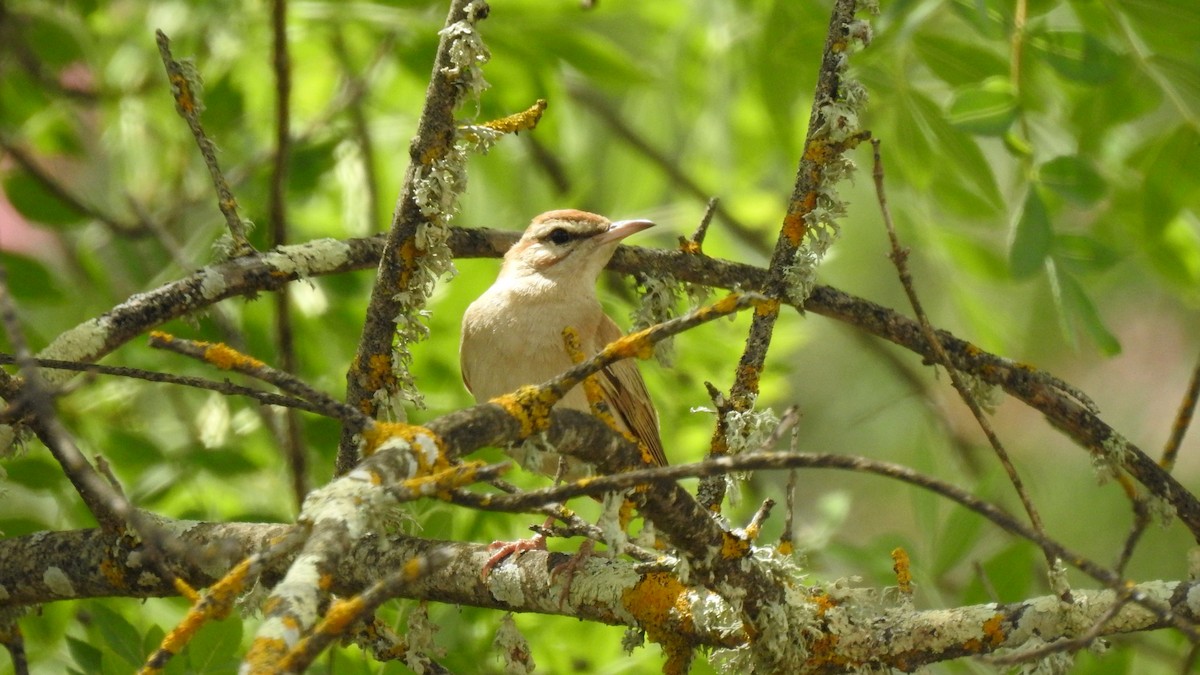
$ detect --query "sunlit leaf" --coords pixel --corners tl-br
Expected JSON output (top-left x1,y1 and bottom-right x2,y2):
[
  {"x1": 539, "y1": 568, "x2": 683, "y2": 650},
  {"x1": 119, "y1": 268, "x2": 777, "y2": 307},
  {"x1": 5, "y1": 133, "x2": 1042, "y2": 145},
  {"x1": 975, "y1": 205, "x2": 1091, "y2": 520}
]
[
  {"x1": 1145, "y1": 55, "x2": 1200, "y2": 120},
  {"x1": 1145, "y1": 215, "x2": 1200, "y2": 294}
]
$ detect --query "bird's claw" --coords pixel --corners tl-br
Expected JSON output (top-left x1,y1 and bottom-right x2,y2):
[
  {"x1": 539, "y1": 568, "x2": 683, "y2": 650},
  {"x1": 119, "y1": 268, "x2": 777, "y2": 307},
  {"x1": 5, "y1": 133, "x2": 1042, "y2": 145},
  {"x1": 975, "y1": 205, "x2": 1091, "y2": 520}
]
[{"x1": 480, "y1": 534, "x2": 547, "y2": 579}]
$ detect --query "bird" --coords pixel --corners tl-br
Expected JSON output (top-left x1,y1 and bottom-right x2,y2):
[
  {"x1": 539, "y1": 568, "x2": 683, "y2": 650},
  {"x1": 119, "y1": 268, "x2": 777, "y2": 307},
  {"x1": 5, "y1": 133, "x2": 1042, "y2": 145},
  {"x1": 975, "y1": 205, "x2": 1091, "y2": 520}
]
[{"x1": 460, "y1": 209, "x2": 666, "y2": 474}]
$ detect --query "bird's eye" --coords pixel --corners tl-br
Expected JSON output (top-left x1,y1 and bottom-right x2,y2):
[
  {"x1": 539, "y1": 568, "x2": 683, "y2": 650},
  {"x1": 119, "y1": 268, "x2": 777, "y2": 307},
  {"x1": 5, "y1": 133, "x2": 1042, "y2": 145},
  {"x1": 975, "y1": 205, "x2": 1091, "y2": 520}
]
[{"x1": 546, "y1": 228, "x2": 571, "y2": 245}]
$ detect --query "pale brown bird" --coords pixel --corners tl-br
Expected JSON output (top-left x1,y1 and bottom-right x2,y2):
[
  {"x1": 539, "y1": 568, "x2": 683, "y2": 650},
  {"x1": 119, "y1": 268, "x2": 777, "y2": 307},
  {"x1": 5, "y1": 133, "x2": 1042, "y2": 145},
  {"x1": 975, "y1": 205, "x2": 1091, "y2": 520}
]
[{"x1": 460, "y1": 209, "x2": 666, "y2": 474}]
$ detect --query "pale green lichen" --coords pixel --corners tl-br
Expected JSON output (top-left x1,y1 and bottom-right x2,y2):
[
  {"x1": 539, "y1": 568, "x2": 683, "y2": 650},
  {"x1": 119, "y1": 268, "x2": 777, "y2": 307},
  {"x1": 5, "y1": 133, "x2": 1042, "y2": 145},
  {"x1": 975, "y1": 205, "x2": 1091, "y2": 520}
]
[
  {"x1": 493, "y1": 613, "x2": 535, "y2": 674},
  {"x1": 630, "y1": 274, "x2": 683, "y2": 366},
  {"x1": 404, "y1": 603, "x2": 446, "y2": 673},
  {"x1": 387, "y1": 1, "x2": 492, "y2": 411},
  {"x1": 783, "y1": 14, "x2": 873, "y2": 305}
]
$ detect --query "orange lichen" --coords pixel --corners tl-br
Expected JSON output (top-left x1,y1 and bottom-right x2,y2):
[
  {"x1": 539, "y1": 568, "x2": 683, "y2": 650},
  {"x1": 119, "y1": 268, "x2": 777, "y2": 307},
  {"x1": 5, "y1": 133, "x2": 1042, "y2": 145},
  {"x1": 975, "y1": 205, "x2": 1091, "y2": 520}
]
[
  {"x1": 168, "y1": 73, "x2": 195, "y2": 114},
  {"x1": 203, "y1": 342, "x2": 266, "y2": 371},
  {"x1": 622, "y1": 572, "x2": 694, "y2": 673},
  {"x1": 782, "y1": 208, "x2": 810, "y2": 246},
  {"x1": 241, "y1": 637, "x2": 289, "y2": 675},
  {"x1": 734, "y1": 362, "x2": 762, "y2": 395},
  {"x1": 492, "y1": 386, "x2": 556, "y2": 438},
  {"x1": 480, "y1": 99, "x2": 547, "y2": 134},
  {"x1": 99, "y1": 557, "x2": 127, "y2": 590},
  {"x1": 602, "y1": 331, "x2": 655, "y2": 361},
  {"x1": 143, "y1": 557, "x2": 253, "y2": 672},
  {"x1": 678, "y1": 239, "x2": 702, "y2": 255},
  {"x1": 891, "y1": 547, "x2": 912, "y2": 595},
  {"x1": 401, "y1": 461, "x2": 489, "y2": 495},
  {"x1": 720, "y1": 530, "x2": 750, "y2": 560},
  {"x1": 360, "y1": 422, "x2": 448, "y2": 473},
  {"x1": 777, "y1": 539, "x2": 794, "y2": 556},
  {"x1": 981, "y1": 613, "x2": 1006, "y2": 647},
  {"x1": 811, "y1": 591, "x2": 839, "y2": 617},
  {"x1": 753, "y1": 297, "x2": 781, "y2": 317}
]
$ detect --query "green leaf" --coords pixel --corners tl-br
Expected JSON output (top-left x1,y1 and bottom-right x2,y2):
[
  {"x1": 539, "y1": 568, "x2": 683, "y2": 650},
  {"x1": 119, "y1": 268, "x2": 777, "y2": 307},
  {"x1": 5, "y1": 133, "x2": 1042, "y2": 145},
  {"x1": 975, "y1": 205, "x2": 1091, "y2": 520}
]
[
  {"x1": 1145, "y1": 215, "x2": 1200, "y2": 294},
  {"x1": 89, "y1": 603, "x2": 145, "y2": 667},
  {"x1": 909, "y1": 91, "x2": 1005, "y2": 211},
  {"x1": 947, "y1": 78, "x2": 1017, "y2": 136},
  {"x1": 23, "y1": 12, "x2": 87, "y2": 69},
  {"x1": 1039, "y1": 155, "x2": 1106, "y2": 205},
  {"x1": 1056, "y1": 268, "x2": 1121, "y2": 355},
  {"x1": 101, "y1": 430, "x2": 166, "y2": 474},
  {"x1": 1053, "y1": 234, "x2": 1120, "y2": 273},
  {"x1": 1, "y1": 455, "x2": 64, "y2": 490},
  {"x1": 67, "y1": 636, "x2": 102, "y2": 674},
  {"x1": 1010, "y1": 187, "x2": 1053, "y2": 278},
  {"x1": 935, "y1": 506, "x2": 985, "y2": 576},
  {"x1": 186, "y1": 619, "x2": 242, "y2": 674},
  {"x1": 1033, "y1": 31, "x2": 1123, "y2": 84},
  {"x1": 2, "y1": 169, "x2": 88, "y2": 227},
  {"x1": 1145, "y1": 55, "x2": 1200, "y2": 121},
  {"x1": 912, "y1": 34, "x2": 1008, "y2": 87},
  {"x1": 939, "y1": 230, "x2": 1009, "y2": 280},
  {"x1": 963, "y1": 543, "x2": 1036, "y2": 603},
  {"x1": 0, "y1": 253, "x2": 64, "y2": 301}
]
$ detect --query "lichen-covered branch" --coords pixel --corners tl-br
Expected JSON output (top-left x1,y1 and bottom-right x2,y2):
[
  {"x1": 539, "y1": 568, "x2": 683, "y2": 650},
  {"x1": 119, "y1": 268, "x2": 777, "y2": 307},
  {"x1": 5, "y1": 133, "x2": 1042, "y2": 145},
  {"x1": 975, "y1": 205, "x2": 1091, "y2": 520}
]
[
  {"x1": 702, "y1": 0, "x2": 871, "y2": 512},
  {"x1": 337, "y1": 0, "x2": 491, "y2": 475},
  {"x1": 3, "y1": 517, "x2": 1198, "y2": 673},
  {"x1": 5, "y1": 227, "x2": 1197, "y2": 539}
]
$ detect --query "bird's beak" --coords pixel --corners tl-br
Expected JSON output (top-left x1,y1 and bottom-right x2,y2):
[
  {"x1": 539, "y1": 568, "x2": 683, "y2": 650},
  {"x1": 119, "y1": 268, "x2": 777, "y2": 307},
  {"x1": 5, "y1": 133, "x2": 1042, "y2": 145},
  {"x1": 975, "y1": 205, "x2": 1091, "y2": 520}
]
[{"x1": 596, "y1": 219, "x2": 655, "y2": 245}]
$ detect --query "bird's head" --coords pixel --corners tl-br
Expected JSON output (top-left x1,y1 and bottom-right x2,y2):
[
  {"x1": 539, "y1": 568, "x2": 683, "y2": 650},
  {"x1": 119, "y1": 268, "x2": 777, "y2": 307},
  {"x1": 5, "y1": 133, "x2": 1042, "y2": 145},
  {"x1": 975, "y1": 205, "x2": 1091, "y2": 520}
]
[{"x1": 500, "y1": 209, "x2": 655, "y2": 283}]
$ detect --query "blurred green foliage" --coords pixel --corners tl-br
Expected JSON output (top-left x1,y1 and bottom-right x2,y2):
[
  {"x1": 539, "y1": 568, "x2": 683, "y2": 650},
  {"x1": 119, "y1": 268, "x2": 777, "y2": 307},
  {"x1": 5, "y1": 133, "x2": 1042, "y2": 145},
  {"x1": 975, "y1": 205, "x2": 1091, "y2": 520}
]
[{"x1": 1, "y1": 0, "x2": 1198, "y2": 672}]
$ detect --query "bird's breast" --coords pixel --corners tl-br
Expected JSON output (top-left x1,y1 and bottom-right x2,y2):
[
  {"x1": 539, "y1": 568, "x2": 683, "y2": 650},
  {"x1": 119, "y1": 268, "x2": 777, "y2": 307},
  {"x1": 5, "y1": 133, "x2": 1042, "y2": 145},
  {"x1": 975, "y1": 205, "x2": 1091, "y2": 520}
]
[{"x1": 460, "y1": 287, "x2": 602, "y2": 410}]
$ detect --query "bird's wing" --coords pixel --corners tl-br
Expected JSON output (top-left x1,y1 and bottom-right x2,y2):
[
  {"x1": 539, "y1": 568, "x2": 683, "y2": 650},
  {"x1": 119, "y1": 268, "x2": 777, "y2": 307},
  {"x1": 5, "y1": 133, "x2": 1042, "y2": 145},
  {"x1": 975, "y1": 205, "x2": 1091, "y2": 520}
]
[{"x1": 595, "y1": 314, "x2": 667, "y2": 467}]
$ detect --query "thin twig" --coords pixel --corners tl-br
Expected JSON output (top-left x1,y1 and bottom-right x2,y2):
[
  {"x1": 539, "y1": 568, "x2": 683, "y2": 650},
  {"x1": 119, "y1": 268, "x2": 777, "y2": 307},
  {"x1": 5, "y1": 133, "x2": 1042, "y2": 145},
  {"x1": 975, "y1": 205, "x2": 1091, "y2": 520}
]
[
  {"x1": 155, "y1": 30, "x2": 254, "y2": 256},
  {"x1": 1161, "y1": 352, "x2": 1200, "y2": 472},
  {"x1": 1114, "y1": 352, "x2": 1200, "y2": 573},
  {"x1": 0, "y1": 353, "x2": 325, "y2": 420},
  {"x1": 0, "y1": 134, "x2": 146, "y2": 235},
  {"x1": 337, "y1": 0, "x2": 492, "y2": 474},
  {"x1": 148, "y1": 333, "x2": 371, "y2": 433},
  {"x1": 329, "y1": 25, "x2": 385, "y2": 231},
  {"x1": 0, "y1": 261, "x2": 191, "y2": 588},
  {"x1": 870, "y1": 139, "x2": 1062, "y2": 594},
  {"x1": 702, "y1": 0, "x2": 866, "y2": 512},
  {"x1": 279, "y1": 548, "x2": 452, "y2": 672},
  {"x1": 568, "y1": 84, "x2": 768, "y2": 255},
  {"x1": 0, "y1": 619, "x2": 28, "y2": 675},
  {"x1": 267, "y1": 0, "x2": 308, "y2": 512},
  {"x1": 990, "y1": 593, "x2": 1129, "y2": 665},
  {"x1": 679, "y1": 197, "x2": 719, "y2": 254}
]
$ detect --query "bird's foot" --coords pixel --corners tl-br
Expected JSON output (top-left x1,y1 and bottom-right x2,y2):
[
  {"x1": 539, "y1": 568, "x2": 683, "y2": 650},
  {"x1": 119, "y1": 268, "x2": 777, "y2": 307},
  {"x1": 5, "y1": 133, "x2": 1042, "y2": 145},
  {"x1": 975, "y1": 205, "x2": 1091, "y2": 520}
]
[
  {"x1": 480, "y1": 533, "x2": 547, "y2": 579},
  {"x1": 551, "y1": 539, "x2": 595, "y2": 608}
]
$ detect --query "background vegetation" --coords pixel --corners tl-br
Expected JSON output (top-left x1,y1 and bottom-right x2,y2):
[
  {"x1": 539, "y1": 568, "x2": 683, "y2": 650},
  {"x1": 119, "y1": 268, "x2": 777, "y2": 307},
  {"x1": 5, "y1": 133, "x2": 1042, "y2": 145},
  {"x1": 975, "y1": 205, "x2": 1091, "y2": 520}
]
[{"x1": 1, "y1": 0, "x2": 1198, "y2": 672}]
